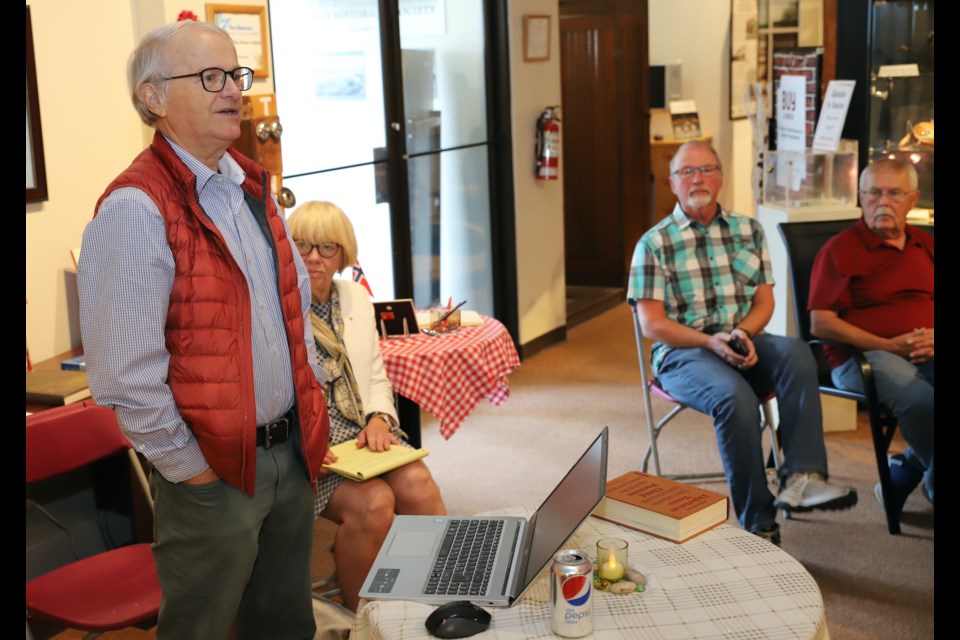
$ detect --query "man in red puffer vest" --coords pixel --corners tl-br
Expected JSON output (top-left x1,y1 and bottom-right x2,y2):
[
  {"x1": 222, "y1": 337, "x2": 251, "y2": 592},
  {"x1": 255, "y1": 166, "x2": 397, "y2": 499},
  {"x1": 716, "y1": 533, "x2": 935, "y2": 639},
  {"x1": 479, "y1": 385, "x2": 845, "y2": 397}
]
[{"x1": 78, "y1": 20, "x2": 329, "y2": 640}]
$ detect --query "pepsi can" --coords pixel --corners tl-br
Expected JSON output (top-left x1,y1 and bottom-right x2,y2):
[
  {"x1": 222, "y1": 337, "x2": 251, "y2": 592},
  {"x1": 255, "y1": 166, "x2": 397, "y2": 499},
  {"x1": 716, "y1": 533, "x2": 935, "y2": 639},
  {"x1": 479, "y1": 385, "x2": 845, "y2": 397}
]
[{"x1": 550, "y1": 549, "x2": 593, "y2": 637}]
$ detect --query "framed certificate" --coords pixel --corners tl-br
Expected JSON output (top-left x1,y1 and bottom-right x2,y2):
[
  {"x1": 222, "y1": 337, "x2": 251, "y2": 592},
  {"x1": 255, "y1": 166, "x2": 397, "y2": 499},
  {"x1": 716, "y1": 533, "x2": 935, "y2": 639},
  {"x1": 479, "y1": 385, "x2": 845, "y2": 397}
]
[
  {"x1": 206, "y1": 4, "x2": 270, "y2": 77},
  {"x1": 523, "y1": 15, "x2": 551, "y2": 62}
]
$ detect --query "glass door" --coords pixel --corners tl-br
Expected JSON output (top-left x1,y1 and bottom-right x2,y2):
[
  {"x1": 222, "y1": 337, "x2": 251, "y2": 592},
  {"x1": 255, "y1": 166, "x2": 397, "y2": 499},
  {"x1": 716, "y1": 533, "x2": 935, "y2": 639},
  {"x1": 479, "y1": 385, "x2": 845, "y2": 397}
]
[
  {"x1": 271, "y1": 0, "x2": 396, "y2": 296},
  {"x1": 270, "y1": 0, "x2": 494, "y2": 314}
]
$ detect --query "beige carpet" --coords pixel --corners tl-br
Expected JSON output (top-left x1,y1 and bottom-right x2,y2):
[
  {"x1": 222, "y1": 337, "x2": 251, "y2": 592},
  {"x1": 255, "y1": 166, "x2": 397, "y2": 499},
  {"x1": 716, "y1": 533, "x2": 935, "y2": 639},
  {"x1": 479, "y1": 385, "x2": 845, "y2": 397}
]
[{"x1": 33, "y1": 304, "x2": 935, "y2": 639}]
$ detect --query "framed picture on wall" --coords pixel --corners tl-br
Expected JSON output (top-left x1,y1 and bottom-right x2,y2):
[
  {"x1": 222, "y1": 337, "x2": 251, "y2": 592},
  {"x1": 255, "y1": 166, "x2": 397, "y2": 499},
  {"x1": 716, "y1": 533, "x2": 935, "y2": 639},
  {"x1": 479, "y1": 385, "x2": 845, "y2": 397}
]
[
  {"x1": 206, "y1": 4, "x2": 270, "y2": 77},
  {"x1": 523, "y1": 15, "x2": 551, "y2": 62},
  {"x1": 26, "y1": 6, "x2": 48, "y2": 203}
]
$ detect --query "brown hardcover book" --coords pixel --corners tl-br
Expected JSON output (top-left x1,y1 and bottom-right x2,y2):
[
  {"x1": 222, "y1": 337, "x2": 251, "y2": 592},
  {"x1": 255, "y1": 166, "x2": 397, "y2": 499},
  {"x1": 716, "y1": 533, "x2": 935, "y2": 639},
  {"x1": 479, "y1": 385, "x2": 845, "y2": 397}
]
[
  {"x1": 592, "y1": 471, "x2": 729, "y2": 543},
  {"x1": 25, "y1": 369, "x2": 92, "y2": 406}
]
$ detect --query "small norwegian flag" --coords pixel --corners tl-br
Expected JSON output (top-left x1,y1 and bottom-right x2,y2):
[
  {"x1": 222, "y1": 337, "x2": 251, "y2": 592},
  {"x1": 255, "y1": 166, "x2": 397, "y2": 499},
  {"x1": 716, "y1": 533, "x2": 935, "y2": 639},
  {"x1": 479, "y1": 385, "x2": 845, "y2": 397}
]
[{"x1": 352, "y1": 261, "x2": 374, "y2": 297}]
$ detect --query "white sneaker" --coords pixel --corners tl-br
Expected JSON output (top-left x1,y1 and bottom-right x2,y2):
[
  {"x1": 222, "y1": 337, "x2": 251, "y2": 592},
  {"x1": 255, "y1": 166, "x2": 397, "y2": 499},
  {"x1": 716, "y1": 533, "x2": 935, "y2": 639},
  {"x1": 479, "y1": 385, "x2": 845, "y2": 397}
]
[{"x1": 774, "y1": 472, "x2": 858, "y2": 513}]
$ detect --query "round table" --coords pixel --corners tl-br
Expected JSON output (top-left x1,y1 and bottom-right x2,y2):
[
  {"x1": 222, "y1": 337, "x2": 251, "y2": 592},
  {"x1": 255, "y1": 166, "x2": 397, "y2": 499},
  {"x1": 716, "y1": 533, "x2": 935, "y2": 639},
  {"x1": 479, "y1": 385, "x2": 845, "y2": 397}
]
[
  {"x1": 353, "y1": 507, "x2": 829, "y2": 639},
  {"x1": 378, "y1": 316, "x2": 520, "y2": 440}
]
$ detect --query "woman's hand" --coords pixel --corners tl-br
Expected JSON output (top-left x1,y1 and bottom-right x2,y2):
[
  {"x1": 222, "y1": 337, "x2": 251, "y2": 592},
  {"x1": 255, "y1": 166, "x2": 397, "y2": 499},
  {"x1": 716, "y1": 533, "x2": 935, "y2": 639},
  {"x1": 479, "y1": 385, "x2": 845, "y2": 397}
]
[
  {"x1": 357, "y1": 415, "x2": 400, "y2": 452},
  {"x1": 318, "y1": 447, "x2": 339, "y2": 476}
]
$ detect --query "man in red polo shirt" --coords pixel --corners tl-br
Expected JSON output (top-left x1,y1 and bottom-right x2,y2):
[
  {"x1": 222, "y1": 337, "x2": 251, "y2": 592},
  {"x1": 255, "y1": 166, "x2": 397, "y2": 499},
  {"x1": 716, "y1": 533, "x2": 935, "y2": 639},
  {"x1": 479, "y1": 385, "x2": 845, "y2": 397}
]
[{"x1": 808, "y1": 158, "x2": 933, "y2": 520}]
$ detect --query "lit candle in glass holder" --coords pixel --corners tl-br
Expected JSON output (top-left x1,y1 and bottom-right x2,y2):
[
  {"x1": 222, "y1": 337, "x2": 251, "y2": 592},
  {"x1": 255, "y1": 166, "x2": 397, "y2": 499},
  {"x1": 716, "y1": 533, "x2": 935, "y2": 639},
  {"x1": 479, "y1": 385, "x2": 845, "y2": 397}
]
[{"x1": 597, "y1": 538, "x2": 627, "y2": 581}]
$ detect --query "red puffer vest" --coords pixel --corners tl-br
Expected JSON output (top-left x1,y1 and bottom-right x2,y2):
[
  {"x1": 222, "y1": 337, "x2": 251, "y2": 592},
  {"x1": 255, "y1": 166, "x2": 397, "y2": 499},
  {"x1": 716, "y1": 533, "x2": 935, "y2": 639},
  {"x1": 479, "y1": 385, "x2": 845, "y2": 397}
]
[{"x1": 94, "y1": 132, "x2": 329, "y2": 495}]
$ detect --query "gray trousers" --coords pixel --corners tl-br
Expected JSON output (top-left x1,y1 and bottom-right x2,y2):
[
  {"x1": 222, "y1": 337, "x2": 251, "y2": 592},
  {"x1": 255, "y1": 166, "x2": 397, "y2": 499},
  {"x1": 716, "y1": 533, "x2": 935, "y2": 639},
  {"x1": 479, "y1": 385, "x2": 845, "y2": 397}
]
[{"x1": 151, "y1": 439, "x2": 316, "y2": 640}]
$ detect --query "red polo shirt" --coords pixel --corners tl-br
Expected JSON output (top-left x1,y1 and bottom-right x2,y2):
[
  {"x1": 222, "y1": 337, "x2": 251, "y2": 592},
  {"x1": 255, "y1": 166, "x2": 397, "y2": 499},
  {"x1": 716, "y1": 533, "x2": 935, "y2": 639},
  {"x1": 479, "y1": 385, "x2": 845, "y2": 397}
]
[{"x1": 808, "y1": 218, "x2": 934, "y2": 369}]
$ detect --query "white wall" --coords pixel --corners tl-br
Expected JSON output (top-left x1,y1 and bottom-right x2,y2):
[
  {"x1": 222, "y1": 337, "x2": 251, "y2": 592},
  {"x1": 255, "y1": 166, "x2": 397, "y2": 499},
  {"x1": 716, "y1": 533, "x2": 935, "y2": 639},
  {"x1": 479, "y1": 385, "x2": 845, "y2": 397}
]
[
  {"x1": 508, "y1": 0, "x2": 566, "y2": 346},
  {"x1": 26, "y1": 0, "x2": 144, "y2": 364},
  {"x1": 649, "y1": 0, "x2": 755, "y2": 216},
  {"x1": 25, "y1": 0, "x2": 273, "y2": 363}
]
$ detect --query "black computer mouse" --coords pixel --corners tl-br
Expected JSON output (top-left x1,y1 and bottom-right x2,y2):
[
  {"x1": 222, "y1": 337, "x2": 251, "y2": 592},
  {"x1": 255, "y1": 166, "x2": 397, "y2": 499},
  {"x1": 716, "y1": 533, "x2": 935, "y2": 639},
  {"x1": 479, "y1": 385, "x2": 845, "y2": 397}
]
[{"x1": 424, "y1": 601, "x2": 492, "y2": 638}]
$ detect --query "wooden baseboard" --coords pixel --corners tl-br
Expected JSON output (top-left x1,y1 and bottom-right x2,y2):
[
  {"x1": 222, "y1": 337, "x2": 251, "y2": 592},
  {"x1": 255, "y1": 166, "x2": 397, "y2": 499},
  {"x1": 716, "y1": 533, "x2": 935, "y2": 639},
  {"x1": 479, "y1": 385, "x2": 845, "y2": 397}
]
[{"x1": 519, "y1": 325, "x2": 566, "y2": 361}]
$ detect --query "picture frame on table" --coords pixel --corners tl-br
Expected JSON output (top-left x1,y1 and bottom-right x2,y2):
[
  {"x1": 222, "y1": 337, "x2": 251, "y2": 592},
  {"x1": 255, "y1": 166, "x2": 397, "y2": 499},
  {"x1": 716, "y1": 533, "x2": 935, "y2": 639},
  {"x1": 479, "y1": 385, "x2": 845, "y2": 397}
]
[
  {"x1": 205, "y1": 4, "x2": 270, "y2": 77},
  {"x1": 373, "y1": 299, "x2": 419, "y2": 339},
  {"x1": 26, "y1": 7, "x2": 48, "y2": 204}
]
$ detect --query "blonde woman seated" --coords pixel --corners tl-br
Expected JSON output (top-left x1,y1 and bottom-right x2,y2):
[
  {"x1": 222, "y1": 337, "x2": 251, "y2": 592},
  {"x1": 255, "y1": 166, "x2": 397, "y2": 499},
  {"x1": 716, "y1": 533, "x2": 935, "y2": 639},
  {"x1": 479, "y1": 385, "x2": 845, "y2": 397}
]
[{"x1": 287, "y1": 200, "x2": 446, "y2": 611}]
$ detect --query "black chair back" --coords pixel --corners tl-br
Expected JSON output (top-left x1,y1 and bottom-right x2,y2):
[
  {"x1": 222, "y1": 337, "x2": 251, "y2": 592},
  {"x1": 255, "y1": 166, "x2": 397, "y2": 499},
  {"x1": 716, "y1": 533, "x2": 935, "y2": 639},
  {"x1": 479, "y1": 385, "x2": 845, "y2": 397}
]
[
  {"x1": 777, "y1": 219, "x2": 856, "y2": 343},
  {"x1": 778, "y1": 220, "x2": 860, "y2": 387}
]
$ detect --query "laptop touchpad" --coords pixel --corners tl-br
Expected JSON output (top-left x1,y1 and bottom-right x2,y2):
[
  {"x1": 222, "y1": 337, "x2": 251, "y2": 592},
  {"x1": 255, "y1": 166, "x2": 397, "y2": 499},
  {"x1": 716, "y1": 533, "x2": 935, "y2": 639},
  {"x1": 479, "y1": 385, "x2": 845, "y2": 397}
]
[{"x1": 388, "y1": 532, "x2": 437, "y2": 556}]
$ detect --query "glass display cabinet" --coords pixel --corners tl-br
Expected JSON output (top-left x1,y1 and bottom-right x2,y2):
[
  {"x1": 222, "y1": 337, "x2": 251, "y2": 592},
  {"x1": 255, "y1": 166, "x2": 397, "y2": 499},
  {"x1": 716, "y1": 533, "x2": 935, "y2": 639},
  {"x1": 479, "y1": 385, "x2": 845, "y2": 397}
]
[
  {"x1": 762, "y1": 139, "x2": 859, "y2": 208},
  {"x1": 837, "y1": 0, "x2": 934, "y2": 215},
  {"x1": 867, "y1": 0, "x2": 933, "y2": 211}
]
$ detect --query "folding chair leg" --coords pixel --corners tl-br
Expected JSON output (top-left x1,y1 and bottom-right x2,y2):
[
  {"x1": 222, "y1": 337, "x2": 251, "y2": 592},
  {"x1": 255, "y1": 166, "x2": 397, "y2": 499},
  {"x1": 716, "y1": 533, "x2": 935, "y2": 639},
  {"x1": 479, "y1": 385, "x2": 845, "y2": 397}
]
[
  {"x1": 641, "y1": 405, "x2": 685, "y2": 475},
  {"x1": 759, "y1": 400, "x2": 791, "y2": 520}
]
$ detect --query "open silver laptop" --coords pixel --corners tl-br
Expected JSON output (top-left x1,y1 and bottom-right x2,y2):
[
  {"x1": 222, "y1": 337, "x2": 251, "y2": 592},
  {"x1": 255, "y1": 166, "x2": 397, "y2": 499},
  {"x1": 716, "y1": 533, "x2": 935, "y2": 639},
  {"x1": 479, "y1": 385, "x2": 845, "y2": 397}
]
[{"x1": 358, "y1": 427, "x2": 609, "y2": 607}]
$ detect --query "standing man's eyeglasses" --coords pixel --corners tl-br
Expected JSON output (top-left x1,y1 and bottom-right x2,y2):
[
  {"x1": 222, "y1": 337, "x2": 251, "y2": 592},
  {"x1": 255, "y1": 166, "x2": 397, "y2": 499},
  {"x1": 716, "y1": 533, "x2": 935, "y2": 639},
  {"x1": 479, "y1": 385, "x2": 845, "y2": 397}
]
[{"x1": 163, "y1": 67, "x2": 255, "y2": 92}]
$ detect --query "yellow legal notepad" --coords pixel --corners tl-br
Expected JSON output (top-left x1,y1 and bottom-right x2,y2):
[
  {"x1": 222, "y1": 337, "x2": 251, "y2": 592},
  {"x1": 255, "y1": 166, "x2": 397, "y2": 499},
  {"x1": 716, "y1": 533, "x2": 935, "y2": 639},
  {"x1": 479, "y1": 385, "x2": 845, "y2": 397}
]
[{"x1": 323, "y1": 439, "x2": 429, "y2": 481}]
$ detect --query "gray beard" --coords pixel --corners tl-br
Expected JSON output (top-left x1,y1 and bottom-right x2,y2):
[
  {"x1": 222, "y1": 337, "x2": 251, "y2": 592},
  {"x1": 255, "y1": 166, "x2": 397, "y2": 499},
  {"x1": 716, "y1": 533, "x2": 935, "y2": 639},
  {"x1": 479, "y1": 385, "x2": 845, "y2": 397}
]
[{"x1": 687, "y1": 193, "x2": 714, "y2": 209}]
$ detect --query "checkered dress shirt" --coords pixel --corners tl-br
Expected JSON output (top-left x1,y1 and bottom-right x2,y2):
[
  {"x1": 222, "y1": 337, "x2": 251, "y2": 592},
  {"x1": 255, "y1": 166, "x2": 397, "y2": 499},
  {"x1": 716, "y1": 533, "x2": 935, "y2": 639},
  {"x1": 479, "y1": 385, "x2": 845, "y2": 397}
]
[{"x1": 627, "y1": 204, "x2": 774, "y2": 373}]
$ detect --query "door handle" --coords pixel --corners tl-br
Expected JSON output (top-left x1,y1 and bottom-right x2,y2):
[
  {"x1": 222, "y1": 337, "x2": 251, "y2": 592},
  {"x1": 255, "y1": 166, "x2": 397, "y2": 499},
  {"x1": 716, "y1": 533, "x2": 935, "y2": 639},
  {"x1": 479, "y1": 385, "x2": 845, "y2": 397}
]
[
  {"x1": 390, "y1": 122, "x2": 401, "y2": 131},
  {"x1": 278, "y1": 186, "x2": 296, "y2": 209}
]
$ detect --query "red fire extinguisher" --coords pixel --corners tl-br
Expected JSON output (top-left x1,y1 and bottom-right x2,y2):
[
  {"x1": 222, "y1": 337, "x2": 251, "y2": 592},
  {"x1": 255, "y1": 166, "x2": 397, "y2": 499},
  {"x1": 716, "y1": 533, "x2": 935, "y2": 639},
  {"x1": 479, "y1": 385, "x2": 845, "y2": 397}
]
[{"x1": 535, "y1": 106, "x2": 560, "y2": 180}]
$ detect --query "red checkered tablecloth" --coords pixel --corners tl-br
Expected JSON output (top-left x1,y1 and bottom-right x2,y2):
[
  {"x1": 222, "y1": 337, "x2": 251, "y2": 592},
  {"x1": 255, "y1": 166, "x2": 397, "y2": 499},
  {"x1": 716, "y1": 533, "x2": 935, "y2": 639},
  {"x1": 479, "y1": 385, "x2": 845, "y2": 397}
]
[{"x1": 378, "y1": 316, "x2": 520, "y2": 439}]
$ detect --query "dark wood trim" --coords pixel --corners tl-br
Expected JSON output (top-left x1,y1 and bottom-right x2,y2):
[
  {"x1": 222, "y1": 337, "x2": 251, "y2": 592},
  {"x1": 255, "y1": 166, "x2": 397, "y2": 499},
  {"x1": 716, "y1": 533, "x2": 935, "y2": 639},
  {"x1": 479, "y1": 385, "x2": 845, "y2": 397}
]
[
  {"x1": 821, "y1": 0, "x2": 837, "y2": 98},
  {"x1": 487, "y1": 0, "x2": 519, "y2": 346},
  {"x1": 835, "y1": 0, "x2": 872, "y2": 177},
  {"x1": 520, "y1": 325, "x2": 567, "y2": 361},
  {"x1": 559, "y1": 0, "x2": 647, "y2": 16},
  {"x1": 378, "y1": 0, "x2": 414, "y2": 299},
  {"x1": 26, "y1": 6, "x2": 48, "y2": 204}
]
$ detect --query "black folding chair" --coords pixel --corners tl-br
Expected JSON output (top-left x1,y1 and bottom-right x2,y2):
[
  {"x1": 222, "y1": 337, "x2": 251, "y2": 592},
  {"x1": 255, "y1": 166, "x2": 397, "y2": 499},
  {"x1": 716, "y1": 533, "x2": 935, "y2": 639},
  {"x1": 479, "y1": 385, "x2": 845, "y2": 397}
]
[{"x1": 778, "y1": 220, "x2": 902, "y2": 534}]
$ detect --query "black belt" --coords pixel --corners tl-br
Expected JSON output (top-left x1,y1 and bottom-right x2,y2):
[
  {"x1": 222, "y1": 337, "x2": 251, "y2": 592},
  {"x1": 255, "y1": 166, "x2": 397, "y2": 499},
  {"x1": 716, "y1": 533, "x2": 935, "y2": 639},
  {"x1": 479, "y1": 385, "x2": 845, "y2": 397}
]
[{"x1": 256, "y1": 409, "x2": 295, "y2": 449}]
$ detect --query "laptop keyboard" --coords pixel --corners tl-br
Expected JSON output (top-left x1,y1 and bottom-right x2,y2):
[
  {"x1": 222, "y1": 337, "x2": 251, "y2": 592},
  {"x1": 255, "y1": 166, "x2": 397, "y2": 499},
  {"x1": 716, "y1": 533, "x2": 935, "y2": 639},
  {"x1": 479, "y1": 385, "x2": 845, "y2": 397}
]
[{"x1": 424, "y1": 519, "x2": 504, "y2": 596}]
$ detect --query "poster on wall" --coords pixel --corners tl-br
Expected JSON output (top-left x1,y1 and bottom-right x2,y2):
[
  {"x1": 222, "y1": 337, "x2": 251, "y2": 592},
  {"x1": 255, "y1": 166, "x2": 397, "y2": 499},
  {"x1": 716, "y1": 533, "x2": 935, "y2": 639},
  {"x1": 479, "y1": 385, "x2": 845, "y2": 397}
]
[{"x1": 730, "y1": 0, "x2": 759, "y2": 119}]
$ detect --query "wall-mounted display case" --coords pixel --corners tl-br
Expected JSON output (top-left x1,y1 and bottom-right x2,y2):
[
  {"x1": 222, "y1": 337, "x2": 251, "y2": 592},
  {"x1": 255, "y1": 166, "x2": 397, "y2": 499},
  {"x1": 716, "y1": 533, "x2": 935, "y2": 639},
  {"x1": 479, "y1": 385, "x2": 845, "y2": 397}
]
[{"x1": 837, "y1": 0, "x2": 934, "y2": 212}]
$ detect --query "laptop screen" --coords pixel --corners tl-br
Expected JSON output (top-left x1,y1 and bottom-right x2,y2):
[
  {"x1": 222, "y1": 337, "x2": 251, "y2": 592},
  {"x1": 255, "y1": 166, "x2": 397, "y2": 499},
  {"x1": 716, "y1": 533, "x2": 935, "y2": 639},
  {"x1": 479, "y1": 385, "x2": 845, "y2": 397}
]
[{"x1": 519, "y1": 427, "x2": 608, "y2": 592}]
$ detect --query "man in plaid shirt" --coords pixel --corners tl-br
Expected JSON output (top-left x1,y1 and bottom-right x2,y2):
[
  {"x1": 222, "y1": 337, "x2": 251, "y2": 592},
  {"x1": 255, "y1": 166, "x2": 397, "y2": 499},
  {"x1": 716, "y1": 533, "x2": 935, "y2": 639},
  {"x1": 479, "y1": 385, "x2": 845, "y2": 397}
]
[{"x1": 628, "y1": 141, "x2": 857, "y2": 544}]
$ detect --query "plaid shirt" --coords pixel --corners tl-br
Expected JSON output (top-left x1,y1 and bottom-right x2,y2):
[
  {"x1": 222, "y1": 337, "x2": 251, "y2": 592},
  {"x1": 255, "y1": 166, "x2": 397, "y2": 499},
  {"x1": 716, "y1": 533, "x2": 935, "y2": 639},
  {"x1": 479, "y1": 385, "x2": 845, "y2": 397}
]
[{"x1": 627, "y1": 204, "x2": 774, "y2": 373}]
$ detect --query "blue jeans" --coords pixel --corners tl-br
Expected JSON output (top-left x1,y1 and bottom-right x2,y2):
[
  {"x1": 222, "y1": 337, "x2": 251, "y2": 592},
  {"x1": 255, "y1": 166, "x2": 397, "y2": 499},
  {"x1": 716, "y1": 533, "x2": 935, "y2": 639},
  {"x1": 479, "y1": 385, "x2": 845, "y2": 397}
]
[
  {"x1": 832, "y1": 352, "x2": 934, "y2": 502},
  {"x1": 657, "y1": 334, "x2": 828, "y2": 532}
]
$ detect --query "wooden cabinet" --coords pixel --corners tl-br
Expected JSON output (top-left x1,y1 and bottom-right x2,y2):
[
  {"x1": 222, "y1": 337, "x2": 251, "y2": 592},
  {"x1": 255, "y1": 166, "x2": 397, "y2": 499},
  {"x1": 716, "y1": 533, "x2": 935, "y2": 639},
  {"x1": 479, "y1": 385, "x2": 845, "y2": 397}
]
[{"x1": 649, "y1": 136, "x2": 711, "y2": 227}]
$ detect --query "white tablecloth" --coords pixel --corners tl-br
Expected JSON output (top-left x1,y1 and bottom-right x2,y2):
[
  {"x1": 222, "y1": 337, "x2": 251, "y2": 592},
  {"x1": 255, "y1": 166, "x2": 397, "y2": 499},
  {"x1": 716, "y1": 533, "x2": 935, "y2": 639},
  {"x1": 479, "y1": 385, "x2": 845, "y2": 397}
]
[{"x1": 353, "y1": 508, "x2": 829, "y2": 639}]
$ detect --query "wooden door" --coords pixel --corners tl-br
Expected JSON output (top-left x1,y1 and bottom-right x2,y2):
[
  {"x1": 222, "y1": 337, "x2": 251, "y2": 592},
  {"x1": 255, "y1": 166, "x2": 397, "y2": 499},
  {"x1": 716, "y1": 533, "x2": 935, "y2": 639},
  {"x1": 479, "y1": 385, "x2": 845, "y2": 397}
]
[{"x1": 560, "y1": 1, "x2": 649, "y2": 287}]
